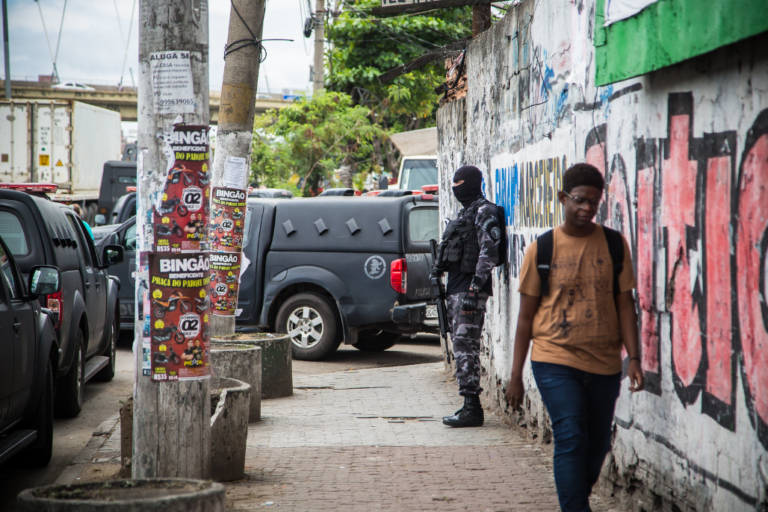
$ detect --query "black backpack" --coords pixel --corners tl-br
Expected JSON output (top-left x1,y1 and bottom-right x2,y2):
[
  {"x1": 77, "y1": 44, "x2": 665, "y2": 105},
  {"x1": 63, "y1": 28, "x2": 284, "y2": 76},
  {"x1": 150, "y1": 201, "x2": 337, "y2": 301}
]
[{"x1": 536, "y1": 225, "x2": 624, "y2": 296}]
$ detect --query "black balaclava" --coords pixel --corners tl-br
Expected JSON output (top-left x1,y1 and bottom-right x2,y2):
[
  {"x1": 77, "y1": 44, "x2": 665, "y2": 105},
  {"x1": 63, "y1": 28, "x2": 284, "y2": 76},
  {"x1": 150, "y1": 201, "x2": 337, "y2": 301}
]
[{"x1": 452, "y1": 165, "x2": 483, "y2": 207}]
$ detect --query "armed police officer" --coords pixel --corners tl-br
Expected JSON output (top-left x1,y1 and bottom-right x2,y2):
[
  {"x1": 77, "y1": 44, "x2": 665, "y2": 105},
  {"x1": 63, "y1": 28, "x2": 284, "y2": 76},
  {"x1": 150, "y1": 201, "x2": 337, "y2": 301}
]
[{"x1": 432, "y1": 165, "x2": 503, "y2": 428}]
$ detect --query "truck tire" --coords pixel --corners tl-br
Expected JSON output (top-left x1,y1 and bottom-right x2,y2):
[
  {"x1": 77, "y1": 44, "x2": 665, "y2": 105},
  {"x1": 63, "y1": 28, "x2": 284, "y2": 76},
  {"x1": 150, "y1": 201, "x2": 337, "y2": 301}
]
[
  {"x1": 352, "y1": 329, "x2": 402, "y2": 352},
  {"x1": 276, "y1": 293, "x2": 341, "y2": 361},
  {"x1": 21, "y1": 359, "x2": 54, "y2": 467},
  {"x1": 94, "y1": 310, "x2": 119, "y2": 382},
  {"x1": 55, "y1": 329, "x2": 85, "y2": 418}
]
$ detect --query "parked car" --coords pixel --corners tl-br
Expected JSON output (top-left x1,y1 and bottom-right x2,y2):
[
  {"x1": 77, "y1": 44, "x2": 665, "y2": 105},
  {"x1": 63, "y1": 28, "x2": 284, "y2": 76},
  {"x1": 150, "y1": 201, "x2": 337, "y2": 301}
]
[
  {"x1": 0, "y1": 236, "x2": 60, "y2": 467},
  {"x1": 237, "y1": 195, "x2": 440, "y2": 360},
  {"x1": 249, "y1": 188, "x2": 294, "y2": 199},
  {"x1": 93, "y1": 218, "x2": 136, "y2": 330},
  {"x1": 0, "y1": 185, "x2": 124, "y2": 418},
  {"x1": 317, "y1": 188, "x2": 354, "y2": 197}
]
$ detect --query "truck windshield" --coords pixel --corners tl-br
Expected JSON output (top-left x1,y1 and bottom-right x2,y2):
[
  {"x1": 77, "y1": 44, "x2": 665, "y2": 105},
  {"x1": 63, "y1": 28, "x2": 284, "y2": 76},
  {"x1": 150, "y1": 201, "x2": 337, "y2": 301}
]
[
  {"x1": 0, "y1": 211, "x2": 30, "y2": 255},
  {"x1": 409, "y1": 208, "x2": 439, "y2": 242},
  {"x1": 400, "y1": 159, "x2": 437, "y2": 190}
]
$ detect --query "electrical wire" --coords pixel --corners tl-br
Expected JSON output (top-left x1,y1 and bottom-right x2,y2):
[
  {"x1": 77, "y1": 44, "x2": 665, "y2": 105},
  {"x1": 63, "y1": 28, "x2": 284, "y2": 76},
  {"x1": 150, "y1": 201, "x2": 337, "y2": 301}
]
[
  {"x1": 118, "y1": 0, "x2": 137, "y2": 88},
  {"x1": 35, "y1": 0, "x2": 57, "y2": 75},
  {"x1": 224, "y1": 0, "x2": 293, "y2": 62},
  {"x1": 52, "y1": 0, "x2": 67, "y2": 80}
]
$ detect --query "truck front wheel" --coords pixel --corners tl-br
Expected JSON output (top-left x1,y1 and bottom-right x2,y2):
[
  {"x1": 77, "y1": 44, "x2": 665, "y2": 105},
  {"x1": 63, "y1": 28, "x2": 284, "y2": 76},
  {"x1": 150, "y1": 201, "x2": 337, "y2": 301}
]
[
  {"x1": 276, "y1": 293, "x2": 341, "y2": 361},
  {"x1": 352, "y1": 329, "x2": 402, "y2": 352}
]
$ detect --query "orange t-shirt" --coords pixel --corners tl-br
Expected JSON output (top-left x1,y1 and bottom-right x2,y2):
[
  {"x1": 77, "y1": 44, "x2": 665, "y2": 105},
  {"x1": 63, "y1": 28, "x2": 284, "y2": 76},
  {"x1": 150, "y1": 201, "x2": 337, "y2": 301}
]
[{"x1": 518, "y1": 225, "x2": 636, "y2": 375}]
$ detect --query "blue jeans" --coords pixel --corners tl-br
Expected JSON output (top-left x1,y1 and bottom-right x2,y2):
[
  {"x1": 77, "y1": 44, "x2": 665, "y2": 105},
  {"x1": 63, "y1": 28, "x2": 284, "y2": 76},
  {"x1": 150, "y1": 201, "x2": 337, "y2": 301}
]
[{"x1": 531, "y1": 361, "x2": 621, "y2": 512}]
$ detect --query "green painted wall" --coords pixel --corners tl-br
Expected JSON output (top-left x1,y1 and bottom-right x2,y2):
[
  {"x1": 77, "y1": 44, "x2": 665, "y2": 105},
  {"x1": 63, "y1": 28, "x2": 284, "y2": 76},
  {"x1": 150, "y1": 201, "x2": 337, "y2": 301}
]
[{"x1": 594, "y1": 0, "x2": 768, "y2": 86}]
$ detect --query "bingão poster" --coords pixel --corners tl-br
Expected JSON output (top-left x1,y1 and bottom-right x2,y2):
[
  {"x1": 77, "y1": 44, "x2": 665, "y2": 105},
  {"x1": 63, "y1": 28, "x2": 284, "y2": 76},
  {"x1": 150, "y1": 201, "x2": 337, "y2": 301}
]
[
  {"x1": 209, "y1": 252, "x2": 241, "y2": 316},
  {"x1": 154, "y1": 125, "x2": 211, "y2": 253},
  {"x1": 149, "y1": 253, "x2": 211, "y2": 381},
  {"x1": 209, "y1": 187, "x2": 247, "y2": 252}
]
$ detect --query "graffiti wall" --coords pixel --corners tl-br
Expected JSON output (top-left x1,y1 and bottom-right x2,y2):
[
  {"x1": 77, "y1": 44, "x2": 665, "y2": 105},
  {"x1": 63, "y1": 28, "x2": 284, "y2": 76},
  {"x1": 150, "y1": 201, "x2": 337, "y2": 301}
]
[{"x1": 436, "y1": 1, "x2": 768, "y2": 509}]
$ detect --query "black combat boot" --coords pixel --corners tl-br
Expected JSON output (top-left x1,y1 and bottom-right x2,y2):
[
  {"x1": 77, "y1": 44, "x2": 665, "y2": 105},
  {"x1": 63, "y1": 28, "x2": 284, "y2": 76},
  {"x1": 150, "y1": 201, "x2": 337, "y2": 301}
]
[{"x1": 442, "y1": 394, "x2": 484, "y2": 427}]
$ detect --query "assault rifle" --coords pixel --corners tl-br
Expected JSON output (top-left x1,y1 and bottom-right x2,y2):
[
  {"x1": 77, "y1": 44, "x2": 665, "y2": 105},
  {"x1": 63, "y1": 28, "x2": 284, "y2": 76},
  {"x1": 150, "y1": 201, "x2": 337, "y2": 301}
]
[{"x1": 429, "y1": 239, "x2": 451, "y2": 349}]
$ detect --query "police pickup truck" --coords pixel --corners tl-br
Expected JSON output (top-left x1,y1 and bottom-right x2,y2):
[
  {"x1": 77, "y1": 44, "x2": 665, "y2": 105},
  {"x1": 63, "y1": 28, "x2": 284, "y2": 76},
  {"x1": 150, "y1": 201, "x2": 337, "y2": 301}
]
[{"x1": 239, "y1": 195, "x2": 440, "y2": 360}]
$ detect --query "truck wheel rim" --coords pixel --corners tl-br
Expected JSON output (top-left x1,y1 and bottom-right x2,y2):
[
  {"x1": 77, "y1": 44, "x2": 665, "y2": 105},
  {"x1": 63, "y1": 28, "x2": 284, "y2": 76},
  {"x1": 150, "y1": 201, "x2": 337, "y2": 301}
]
[{"x1": 287, "y1": 306, "x2": 323, "y2": 349}]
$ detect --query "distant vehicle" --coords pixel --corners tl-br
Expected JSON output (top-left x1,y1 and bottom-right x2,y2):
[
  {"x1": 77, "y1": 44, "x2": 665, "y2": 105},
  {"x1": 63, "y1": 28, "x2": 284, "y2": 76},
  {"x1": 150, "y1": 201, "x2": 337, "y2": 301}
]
[
  {"x1": 93, "y1": 218, "x2": 136, "y2": 330},
  {"x1": 249, "y1": 188, "x2": 294, "y2": 199},
  {"x1": 0, "y1": 100, "x2": 122, "y2": 223},
  {"x1": 236, "y1": 195, "x2": 440, "y2": 360},
  {"x1": 395, "y1": 157, "x2": 438, "y2": 192},
  {"x1": 0, "y1": 185, "x2": 124, "y2": 418},
  {"x1": 95, "y1": 161, "x2": 137, "y2": 225},
  {"x1": 388, "y1": 127, "x2": 438, "y2": 191},
  {"x1": 318, "y1": 188, "x2": 354, "y2": 197},
  {"x1": 0, "y1": 236, "x2": 60, "y2": 467},
  {"x1": 50, "y1": 82, "x2": 96, "y2": 92}
]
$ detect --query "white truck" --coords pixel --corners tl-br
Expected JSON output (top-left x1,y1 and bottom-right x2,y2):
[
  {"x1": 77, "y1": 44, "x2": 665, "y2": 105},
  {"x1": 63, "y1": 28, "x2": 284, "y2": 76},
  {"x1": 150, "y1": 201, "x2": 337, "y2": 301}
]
[
  {"x1": 0, "y1": 100, "x2": 122, "y2": 222},
  {"x1": 389, "y1": 126, "x2": 438, "y2": 191}
]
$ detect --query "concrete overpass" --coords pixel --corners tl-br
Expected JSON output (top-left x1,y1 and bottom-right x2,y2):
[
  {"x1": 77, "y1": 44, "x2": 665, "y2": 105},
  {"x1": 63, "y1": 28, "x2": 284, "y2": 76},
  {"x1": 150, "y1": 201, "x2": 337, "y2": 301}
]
[{"x1": 0, "y1": 80, "x2": 294, "y2": 123}]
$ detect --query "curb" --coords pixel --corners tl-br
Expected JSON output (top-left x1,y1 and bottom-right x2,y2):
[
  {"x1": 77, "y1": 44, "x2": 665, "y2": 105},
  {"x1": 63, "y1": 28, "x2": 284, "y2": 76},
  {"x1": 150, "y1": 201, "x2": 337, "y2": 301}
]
[{"x1": 53, "y1": 414, "x2": 120, "y2": 486}]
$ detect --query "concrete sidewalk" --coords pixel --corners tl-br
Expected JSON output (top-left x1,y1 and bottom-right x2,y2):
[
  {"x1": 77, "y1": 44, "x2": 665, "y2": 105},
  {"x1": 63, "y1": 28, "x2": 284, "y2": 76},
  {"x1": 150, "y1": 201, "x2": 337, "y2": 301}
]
[{"x1": 80, "y1": 362, "x2": 619, "y2": 511}]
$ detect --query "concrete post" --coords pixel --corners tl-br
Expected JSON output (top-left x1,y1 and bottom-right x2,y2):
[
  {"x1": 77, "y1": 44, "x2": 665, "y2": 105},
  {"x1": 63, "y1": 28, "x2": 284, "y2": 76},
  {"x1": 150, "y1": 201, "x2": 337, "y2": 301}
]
[
  {"x1": 209, "y1": 0, "x2": 266, "y2": 337},
  {"x1": 133, "y1": 0, "x2": 211, "y2": 479},
  {"x1": 313, "y1": 0, "x2": 325, "y2": 92}
]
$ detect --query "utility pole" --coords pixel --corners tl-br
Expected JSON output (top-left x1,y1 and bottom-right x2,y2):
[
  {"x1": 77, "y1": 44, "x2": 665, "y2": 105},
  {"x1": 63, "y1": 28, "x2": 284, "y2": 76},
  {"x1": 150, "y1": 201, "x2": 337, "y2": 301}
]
[
  {"x1": 209, "y1": 0, "x2": 266, "y2": 337},
  {"x1": 133, "y1": 0, "x2": 211, "y2": 479},
  {"x1": 313, "y1": 0, "x2": 324, "y2": 92},
  {"x1": 2, "y1": 0, "x2": 10, "y2": 99}
]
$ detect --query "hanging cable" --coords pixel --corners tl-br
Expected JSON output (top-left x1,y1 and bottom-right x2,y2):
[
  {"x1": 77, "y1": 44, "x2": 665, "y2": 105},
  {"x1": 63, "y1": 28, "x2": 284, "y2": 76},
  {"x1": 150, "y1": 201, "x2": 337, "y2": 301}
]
[
  {"x1": 35, "y1": 0, "x2": 57, "y2": 78},
  {"x1": 52, "y1": 0, "x2": 68, "y2": 82},
  {"x1": 118, "y1": 0, "x2": 137, "y2": 88},
  {"x1": 224, "y1": 0, "x2": 292, "y2": 62}
]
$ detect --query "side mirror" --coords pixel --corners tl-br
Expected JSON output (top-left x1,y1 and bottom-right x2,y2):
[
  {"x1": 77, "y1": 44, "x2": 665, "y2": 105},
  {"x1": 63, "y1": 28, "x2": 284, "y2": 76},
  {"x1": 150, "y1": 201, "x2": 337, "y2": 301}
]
[
  {"x1": 28, "y1": 266, "x2": 61, "y2": 297},
  {"x1": 94, "y1": 214, "x2": 106, "y2": 226},
  {"x1": 102, "y1": 244, "x2": 125, "y2": 267}
]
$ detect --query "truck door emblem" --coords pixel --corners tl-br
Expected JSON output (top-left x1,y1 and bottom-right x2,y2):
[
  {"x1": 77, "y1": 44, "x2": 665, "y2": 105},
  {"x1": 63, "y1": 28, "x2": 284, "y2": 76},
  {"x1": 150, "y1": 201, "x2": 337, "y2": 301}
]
[{"x1": 364, "y1": 255, "x2": 387, "y2": 279}]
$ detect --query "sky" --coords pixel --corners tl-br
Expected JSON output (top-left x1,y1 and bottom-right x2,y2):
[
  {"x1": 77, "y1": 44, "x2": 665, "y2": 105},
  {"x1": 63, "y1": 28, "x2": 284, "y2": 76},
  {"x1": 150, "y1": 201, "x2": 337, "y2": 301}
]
[{"x1": 2, "y1": 0, "x2": 315, "y2": 94}]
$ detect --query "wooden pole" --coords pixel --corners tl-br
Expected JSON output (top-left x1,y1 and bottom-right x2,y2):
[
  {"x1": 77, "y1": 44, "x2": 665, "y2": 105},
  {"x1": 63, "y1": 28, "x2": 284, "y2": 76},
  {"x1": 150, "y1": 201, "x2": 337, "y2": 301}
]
[
  {"x1": 209, "y1": 0, "x2": 266, "y2": 337},
  {"x1": 133, "y1": 0, "x2": 211, "y2": 479},
  {"x1": 2, "y1": 0, "x2": 10, "y2": 99},
  {"x1": 313, "y1": 0, "x2": 325, "y2": 92}
]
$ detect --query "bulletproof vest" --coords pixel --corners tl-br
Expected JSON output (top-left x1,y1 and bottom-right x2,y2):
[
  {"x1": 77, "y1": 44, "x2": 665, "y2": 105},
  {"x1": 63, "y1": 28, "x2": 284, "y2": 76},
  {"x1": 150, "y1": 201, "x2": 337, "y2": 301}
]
[{"x1": 437, "y1": 201, "x2": 483, "y2": 274}]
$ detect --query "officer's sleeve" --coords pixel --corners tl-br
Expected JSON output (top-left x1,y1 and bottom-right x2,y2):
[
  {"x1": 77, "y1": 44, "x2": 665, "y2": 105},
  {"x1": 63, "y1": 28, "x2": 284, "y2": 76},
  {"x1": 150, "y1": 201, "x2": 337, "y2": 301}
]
[{"x1": 470, "y1": 204, "x2": 501, "y2": 291}]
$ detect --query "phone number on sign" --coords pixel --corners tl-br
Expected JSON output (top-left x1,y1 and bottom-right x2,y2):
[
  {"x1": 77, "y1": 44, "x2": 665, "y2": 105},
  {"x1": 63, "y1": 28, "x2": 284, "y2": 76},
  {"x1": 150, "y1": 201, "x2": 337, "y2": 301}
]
[{"x1": 157, "y1": 98, "x2": 195, "y2": 106}]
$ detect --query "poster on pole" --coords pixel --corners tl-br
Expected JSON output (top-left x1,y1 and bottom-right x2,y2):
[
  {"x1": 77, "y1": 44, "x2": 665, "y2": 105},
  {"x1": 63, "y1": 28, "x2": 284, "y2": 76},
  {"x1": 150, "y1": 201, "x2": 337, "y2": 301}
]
[
  {"x1": 150, "y1": 51, "x2": 196, "y2": 114},
  {"x1": 148, "y1": 253, "x2": 211, "y2": 382},
  {"x1": 209, "y1": 187, "x2": 247, "y2": 252},
  {"x1": 153, "y1": 125, "x2": 211, "y2": 253},
  {"x1": 209, "y1": 252, "x2": 241, "y2": 316}
]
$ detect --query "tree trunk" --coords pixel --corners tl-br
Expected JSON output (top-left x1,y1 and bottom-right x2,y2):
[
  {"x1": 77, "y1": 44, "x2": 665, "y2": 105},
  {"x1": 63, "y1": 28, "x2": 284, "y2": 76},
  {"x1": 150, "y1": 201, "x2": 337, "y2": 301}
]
[
  {"x1": 133, "y1": 0, "x2": 211, "y2": 479},
  {"x1": 209, "y1": 0, "x2": 266, "y2": 338}
]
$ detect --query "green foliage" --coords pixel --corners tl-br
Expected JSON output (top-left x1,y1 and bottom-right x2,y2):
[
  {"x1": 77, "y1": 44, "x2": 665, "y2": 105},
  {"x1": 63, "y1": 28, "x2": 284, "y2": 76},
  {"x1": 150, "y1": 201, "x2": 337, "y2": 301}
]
[
  {"x1": 326, "y1": 0, "x2": 472, "y2": 128},
  {"x1": 250, "y1": 91, "x2": 385, "y2": 196}
]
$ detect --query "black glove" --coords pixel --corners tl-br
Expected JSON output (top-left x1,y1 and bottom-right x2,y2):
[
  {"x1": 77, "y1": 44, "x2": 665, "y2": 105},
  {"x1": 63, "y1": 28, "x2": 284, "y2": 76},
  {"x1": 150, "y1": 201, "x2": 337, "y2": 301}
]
[
  {"x1": 429, "y1": 266, "x2": 442, "y2": 280},
  {"x1": 462, "y1": 289, "x2": 478, "y2": 315}
]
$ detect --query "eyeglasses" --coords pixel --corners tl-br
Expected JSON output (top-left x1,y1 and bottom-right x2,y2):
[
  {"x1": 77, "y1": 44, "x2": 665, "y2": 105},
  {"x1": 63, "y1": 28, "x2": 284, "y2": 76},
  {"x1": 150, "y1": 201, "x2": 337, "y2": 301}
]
[{"x1": 563, "y1": 191, "x2": 602, "y2": 210}]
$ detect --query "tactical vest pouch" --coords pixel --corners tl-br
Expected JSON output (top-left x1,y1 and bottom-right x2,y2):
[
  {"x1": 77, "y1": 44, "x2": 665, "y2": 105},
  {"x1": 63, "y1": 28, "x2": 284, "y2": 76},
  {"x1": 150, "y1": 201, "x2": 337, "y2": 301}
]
[
  {"x1": 444, "y1": 238, "x2": 464, "y2": 263},
  {"x1": 460, "y1": 235, "x2": 479, "y2": 273}
]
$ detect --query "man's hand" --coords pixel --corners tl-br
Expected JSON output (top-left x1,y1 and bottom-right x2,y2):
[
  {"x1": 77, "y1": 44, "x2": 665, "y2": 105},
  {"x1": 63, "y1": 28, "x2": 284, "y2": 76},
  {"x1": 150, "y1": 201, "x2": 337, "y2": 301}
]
[
  {"x1": 627, "y1": 358, "x2": 645, "y2": 392},
  {"x1": 462, "y1": 289, "x2": 478, "y2": 315},
  {"x1": 505, "y1": 374, "x2": 525, "y2": 410},
  {"x1": 429, "y1": 267, "x2": 441, "y2": 281}
]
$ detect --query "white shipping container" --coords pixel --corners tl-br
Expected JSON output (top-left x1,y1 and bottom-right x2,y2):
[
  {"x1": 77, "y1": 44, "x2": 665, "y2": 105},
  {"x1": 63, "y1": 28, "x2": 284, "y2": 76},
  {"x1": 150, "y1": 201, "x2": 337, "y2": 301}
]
[{"x1": 0, "y1": 100, "x2": 121, "y2": 199}]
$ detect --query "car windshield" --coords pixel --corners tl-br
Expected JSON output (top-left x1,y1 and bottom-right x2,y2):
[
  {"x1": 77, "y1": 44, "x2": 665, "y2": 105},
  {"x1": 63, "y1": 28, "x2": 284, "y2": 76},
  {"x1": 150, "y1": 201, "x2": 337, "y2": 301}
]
[
  {"x1": 0, "y1": 211, "x2": 29, "y2": 255},
  {"x1": 401, "y1": 159, "x2": 437, "y2": 191},
  {"x1": 409, "y1": 208, "x2": 439, "y2": 242}
]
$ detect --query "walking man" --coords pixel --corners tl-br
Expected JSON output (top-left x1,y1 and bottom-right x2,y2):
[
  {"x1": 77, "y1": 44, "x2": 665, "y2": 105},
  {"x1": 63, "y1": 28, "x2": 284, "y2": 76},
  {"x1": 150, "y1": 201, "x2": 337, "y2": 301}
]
[
  {"x1": 434, "y1": 165, "x2": 503, "y2": 428},
  {"x1": 505, "y1": 163, "x2": 645, "y2": 511}
]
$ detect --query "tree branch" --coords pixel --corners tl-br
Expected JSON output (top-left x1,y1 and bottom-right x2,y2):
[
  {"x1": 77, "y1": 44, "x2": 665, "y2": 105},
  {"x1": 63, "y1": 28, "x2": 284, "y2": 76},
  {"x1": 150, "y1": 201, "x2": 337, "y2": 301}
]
[{"x1": 377, "y1": 39, "x2": 469, "y2": 84}]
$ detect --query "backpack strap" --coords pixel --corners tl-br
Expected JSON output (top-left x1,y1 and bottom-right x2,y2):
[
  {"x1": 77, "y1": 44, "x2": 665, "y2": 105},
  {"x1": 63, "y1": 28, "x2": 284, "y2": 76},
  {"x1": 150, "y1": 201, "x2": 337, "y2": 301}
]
[
  {"x1": 536, "y1": 230, "x2": 555, "y2": 296},
  {"x1": 602, "y1": 226, "x2": 625, "y2": 295}
]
